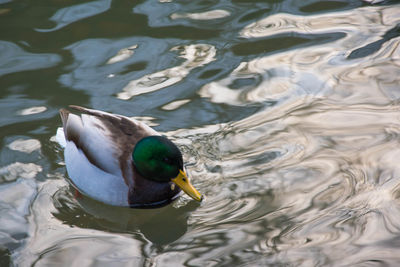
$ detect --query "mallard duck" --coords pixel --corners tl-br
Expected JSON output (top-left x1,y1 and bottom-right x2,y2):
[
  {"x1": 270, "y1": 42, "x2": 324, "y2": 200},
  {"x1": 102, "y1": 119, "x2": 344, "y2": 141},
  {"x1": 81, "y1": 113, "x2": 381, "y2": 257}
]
[{"x1": 57, "y1": 105, "x2": 202, "y2": 208}]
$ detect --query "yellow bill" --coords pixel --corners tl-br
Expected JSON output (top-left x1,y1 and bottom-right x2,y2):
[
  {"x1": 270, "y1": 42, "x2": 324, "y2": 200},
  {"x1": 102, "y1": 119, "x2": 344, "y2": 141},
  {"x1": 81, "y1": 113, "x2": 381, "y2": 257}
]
[{"x1": 172, "y1": 170, "x2": 203, "y2": 202}]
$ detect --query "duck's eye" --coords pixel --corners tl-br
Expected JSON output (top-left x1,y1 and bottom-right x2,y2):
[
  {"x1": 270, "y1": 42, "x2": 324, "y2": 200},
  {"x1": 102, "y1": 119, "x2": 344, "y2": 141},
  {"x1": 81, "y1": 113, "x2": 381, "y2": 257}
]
[{"x1": 163, "y1": 157, "x2": 172, "y2": 164}]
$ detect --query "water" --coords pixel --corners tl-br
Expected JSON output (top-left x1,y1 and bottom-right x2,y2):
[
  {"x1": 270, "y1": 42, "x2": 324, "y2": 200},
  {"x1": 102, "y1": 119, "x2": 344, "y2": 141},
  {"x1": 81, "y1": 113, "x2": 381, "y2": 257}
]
[{"x1": 1, "y1": 0, "x2": 400, "y2": 266}]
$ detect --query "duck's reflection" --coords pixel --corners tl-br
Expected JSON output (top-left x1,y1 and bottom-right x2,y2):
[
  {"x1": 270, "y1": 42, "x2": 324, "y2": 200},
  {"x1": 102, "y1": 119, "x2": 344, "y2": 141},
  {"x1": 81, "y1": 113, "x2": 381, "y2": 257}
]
[{"x1": 52, "y1": 186, "x2": 200, "y2": 245}]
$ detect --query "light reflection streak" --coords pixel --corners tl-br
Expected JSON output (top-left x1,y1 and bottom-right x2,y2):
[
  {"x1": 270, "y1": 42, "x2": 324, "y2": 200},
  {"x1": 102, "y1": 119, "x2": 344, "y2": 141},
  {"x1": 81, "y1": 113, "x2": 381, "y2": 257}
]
[{"x1": 118, "y1": 44, "x2": 216, "y2": 99}]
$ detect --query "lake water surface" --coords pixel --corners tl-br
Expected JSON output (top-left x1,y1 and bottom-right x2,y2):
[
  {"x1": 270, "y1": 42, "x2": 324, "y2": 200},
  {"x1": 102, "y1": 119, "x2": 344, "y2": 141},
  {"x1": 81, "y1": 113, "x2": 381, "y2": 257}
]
[{"x1": 1, "y1": 0, "x2": 400, "y2": 266}]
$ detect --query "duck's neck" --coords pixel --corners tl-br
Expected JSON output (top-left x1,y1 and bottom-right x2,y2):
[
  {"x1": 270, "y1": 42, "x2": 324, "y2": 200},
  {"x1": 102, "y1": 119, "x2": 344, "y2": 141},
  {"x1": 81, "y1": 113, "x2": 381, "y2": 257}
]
[{"x1": 128, "y1": 167, "x2": 181, "y2": 208}]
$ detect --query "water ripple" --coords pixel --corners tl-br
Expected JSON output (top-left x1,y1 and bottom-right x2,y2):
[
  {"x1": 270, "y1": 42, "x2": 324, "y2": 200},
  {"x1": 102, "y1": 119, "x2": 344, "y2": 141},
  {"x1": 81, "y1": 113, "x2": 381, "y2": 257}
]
[
  {"x1": 0, "y1": 41, "x2": 61, "y2": 77},
  {"x1": 0, "y1": 179, "x2": 37, "y2": 257},
  {"x1": 118, "y1": 43, "x2": 216, "y2": 99},
  {"x1": 171, "y1": 10, "x2": 231, "y2": 21},
  {"x1": 240, "y1": 6, "x2": 398, "y2": 39},
  {"x1": 163, "y1": 94, "x2": 400, "y2": 264},
  {"x1": 7, "y1": 139, "x2": 41, "y2": 154},
  {"x1": 35, "y1": 0, "x2": 112, "y2": 32}
]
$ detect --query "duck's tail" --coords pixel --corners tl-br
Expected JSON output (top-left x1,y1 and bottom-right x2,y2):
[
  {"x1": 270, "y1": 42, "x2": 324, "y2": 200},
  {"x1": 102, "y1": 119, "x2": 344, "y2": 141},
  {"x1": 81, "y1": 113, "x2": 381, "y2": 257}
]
[{"x1": 59, "y1": 108, "x2": 70, "y2": 129}]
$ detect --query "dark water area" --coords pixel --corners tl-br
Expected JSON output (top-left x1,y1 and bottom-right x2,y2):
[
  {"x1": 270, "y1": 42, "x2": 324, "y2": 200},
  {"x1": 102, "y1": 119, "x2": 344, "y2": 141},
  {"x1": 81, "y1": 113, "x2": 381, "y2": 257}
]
[{"x1": 1, "y1": 0, "x2": 400, "y2": 266}]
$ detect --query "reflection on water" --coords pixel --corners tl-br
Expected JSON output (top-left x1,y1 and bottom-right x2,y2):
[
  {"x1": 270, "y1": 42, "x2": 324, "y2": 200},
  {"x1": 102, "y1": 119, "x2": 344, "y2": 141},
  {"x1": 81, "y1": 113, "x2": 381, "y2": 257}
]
[
  {"x1": 36, "y1": 0, "x2": 112, "y2": 32},
  {"x1": 52, "y1": 186, "x2": 198, "y2": 245},
  {"x1": 1, "y1": 0, "x2": 400, "y2": 265},
  {"x1": 0, "y1": 41, "x2": 61, "y2": 76},
  {"x1": 171, "y1": 9, "x2": 231, "y2": 21},
  {"x1": 118, "y1": 43, "x2": 216, "y2": 99}
]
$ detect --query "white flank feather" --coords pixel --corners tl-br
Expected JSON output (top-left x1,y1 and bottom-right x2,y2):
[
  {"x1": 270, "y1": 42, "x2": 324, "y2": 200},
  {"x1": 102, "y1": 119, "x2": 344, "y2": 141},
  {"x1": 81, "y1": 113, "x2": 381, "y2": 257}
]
[
  {"x1": 65, "y1": 140, "x2": 129, "y2": 206},
  {"x1": 66, "y1": 113, "x2": 123, "y2": 177}
]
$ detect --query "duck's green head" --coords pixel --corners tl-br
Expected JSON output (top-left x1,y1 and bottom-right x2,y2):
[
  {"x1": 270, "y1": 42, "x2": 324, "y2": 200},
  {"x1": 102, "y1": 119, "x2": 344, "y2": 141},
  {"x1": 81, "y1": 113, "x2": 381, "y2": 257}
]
[{"x1": 132, "y1": 135, "x2": 202, "y2": 202}]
